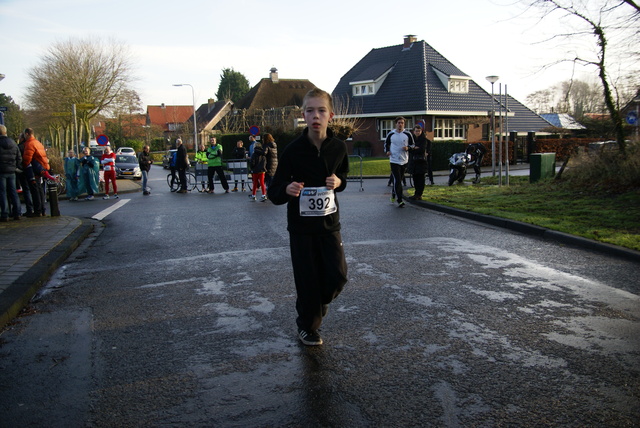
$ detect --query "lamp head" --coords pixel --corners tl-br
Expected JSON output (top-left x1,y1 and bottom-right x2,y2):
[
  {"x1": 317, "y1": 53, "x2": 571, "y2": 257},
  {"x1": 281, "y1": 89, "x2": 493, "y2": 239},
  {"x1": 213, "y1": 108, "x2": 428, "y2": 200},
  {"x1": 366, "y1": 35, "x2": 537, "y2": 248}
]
[{"x1": 486, "y1": 75, "x2": 499, "y2": 84}]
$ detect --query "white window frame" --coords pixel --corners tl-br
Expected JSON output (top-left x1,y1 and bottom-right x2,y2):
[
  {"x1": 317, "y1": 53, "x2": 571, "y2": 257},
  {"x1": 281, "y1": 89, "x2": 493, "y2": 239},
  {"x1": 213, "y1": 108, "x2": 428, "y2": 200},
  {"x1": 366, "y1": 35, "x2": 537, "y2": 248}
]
[
  {"x1": 379, "y1": 118, "x2": 415, "y2": 140},
  {"x1": 434, "y1": 118, "x2": 466, "y2": 140}
]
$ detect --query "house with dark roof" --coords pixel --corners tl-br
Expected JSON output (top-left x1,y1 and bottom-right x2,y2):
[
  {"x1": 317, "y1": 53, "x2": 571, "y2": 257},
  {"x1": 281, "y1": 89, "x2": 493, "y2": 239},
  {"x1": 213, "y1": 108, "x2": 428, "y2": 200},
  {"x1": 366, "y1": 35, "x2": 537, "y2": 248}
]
[
  {"x1": 235, "y1": 68, "x2": 316, "y2": 111},
  {"x1": 332, "y1": 36, "x2": 552, "y2": 156},
  {"x1": 540, "y1": 113, "x2": 586, "y2": 132},
  {"x1": 229, "y1": 68, "x2": 317, "y2": 132}
]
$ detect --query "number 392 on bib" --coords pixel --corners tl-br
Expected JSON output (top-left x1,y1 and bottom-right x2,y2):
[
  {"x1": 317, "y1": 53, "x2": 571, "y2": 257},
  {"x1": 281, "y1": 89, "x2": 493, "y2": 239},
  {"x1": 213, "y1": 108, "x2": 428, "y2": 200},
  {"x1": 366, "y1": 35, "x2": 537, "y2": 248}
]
[{"x1": 299, "y1": 186, "x2": 337, "y2": 217}]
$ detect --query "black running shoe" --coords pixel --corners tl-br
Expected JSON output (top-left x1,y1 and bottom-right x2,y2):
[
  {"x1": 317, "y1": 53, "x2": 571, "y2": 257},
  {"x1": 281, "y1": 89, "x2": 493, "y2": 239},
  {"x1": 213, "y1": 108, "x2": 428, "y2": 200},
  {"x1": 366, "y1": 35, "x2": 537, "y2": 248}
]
[{"x1": 298, "y1": 329, "x2": 323, "y2": 346}]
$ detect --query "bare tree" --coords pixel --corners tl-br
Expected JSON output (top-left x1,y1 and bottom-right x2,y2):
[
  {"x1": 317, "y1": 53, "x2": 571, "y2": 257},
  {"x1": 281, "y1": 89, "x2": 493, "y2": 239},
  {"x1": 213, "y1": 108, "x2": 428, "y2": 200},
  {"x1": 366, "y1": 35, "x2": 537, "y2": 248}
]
[
  {"x1": 25, "y1": 37, "x2": 135, "y2": 151},
  {"x1": 524, "y1": 0, "x2": 640, "y2": 152}
]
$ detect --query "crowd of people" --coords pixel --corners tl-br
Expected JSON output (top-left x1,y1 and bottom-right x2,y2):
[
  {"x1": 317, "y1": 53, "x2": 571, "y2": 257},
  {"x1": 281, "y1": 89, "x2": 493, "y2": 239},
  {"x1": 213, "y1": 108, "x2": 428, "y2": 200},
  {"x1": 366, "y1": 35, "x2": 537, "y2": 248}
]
[{"x1": 0, "y1": 126, "x2": 59, "y2": 221}]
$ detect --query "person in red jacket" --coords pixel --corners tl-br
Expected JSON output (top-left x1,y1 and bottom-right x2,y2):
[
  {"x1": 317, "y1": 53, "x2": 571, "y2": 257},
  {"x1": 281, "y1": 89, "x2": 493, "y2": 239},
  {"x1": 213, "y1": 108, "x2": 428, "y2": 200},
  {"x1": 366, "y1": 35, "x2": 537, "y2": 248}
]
[
  {"x1": 21, "y1": 128, "x2": 52, "y2": 216},
  {"x1": 100, "y1": 146, "x2": 118, "y2": 199}
]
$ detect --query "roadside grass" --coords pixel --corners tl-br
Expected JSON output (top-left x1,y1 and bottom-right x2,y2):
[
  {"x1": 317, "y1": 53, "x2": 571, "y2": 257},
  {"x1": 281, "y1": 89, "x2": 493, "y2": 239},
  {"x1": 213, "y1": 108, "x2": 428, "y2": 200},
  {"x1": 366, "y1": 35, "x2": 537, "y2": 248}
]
[{"x1": 413, "y1": 176, "x2": 640, "y2": 251}]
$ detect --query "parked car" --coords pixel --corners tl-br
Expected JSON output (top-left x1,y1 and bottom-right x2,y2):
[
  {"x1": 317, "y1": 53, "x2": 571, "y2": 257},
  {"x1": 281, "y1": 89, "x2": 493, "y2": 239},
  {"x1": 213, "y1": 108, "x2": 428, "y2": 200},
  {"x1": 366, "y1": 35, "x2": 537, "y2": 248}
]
[
  {"x1": 162, "y1": 149, "x2": 177, "y2": 169},
  {"x1": 115, "y1": 154, "x2": 142, "y2": 179},
  {"x1": 116, "y1": 147, "x2": 136, "y2": 155}
]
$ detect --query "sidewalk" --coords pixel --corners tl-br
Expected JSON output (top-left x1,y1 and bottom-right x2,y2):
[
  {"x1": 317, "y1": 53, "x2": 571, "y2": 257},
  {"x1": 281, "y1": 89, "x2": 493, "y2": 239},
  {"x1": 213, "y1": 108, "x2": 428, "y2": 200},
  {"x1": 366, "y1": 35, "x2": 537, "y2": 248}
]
[{"x1": 0, "y1": 179, "x2": 140, "y2": 329}]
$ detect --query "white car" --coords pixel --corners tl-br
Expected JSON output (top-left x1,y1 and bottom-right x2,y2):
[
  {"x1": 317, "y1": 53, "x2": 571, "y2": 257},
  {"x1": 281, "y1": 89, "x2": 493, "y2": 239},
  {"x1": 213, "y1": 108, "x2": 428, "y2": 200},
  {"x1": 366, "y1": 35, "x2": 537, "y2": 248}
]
[{"x1": 116, "y1": 147, "x2": 136, "y2": 155}]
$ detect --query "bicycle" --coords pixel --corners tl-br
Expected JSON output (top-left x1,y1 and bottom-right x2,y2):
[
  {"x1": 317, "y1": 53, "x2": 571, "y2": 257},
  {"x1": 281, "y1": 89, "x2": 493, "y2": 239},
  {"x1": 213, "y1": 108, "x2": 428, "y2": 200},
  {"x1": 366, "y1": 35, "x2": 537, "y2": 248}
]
[{"x1": 167, "y1": 170, "x2": 196, "y2": 192}]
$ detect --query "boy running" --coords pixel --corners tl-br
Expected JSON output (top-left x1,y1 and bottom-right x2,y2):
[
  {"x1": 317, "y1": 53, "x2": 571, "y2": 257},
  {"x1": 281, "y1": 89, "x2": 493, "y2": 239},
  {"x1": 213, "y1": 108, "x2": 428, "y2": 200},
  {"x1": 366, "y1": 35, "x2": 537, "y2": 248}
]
[{"x1": 267, "y1": 88, "x2": 349, "y2": 346}]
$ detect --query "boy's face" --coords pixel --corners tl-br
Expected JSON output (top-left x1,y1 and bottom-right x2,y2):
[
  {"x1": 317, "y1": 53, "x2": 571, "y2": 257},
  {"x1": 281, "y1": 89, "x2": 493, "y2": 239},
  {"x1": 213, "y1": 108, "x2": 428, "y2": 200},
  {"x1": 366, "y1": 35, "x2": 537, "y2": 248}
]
[
  {"x1": 396, "y1": 119, "x2": 405, "y2": 132},
  {"x1": 303, "y1": 96, "x2": 334, "y2": 134}
]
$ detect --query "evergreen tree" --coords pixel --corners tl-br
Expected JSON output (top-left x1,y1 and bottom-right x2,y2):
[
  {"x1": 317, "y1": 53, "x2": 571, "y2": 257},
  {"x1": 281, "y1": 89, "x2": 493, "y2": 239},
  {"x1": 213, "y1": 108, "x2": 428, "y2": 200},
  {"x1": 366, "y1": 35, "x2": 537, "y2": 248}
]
[{"x1": 215, "y1": 68, "x2": 250, "y2": 104}]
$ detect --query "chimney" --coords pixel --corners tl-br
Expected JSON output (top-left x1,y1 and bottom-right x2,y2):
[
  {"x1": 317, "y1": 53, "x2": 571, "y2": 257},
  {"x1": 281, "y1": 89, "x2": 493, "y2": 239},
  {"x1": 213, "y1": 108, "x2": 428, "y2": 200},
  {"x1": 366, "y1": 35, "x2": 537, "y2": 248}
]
[
  {"x1": 269, "y1": 67, "x2": 279, "y2": 83},
  {"x1": 208, "y1": 98, "x2": 215, "y2": 113},
  {"x1": 403, "y1": 34, "x2": 417, "y2": 50}
]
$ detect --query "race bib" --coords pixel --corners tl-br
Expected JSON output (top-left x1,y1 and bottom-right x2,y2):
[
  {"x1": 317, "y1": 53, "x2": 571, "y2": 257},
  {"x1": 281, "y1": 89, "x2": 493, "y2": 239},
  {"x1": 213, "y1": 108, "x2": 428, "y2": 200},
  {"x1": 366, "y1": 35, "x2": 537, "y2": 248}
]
[
  {"x1": 104, "y1": 165, "x2": 112, "y2": 171},
  {"x1": 299, "y1": 186, "x2": 336, "y2": 217}
]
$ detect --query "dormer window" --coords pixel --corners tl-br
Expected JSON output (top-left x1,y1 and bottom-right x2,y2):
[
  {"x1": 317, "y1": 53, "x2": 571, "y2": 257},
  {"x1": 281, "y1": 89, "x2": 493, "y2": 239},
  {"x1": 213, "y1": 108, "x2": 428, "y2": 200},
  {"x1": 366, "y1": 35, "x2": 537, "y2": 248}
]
[
  {"x1": 350, "y1": 64, "x2": 394, "y2": 97},
  {"x1": 353, "y1": 82, "x2": 376, "y2": 96},
  {"x1": 449, "y1": 79, "x2": 468, "y2": 93},
  {"x1": 433, "y1": 68, "x2": 470, "y2": 94}
]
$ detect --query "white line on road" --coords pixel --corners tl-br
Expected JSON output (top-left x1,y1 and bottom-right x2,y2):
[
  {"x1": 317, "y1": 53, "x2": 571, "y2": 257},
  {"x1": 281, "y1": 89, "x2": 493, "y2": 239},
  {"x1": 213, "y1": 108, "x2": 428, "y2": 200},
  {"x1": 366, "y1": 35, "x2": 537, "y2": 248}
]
[{"x1": 92, "y1": 199, "x2": 131, "y2": 221}]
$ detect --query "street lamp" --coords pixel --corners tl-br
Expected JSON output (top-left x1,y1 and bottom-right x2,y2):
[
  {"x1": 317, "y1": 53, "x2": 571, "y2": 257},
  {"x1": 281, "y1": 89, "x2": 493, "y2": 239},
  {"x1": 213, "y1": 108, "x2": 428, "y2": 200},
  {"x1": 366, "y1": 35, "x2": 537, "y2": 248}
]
[
  {"x1": 486, "y1": 75, "x2": 499, "y2": 176},
  {"x1": 172, "y1": 83, "x2": 198, "y2": 152},
  {"x1": 0, "y1": 74, "x2": 5, "y2": 82}
]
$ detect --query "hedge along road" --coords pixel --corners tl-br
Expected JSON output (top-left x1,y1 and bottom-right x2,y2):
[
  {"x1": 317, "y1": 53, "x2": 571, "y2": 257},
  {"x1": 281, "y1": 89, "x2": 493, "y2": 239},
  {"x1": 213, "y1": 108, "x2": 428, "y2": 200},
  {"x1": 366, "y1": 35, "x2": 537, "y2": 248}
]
[{"x1": 0, "y1": 176, "x2": 638, "y2": 427}]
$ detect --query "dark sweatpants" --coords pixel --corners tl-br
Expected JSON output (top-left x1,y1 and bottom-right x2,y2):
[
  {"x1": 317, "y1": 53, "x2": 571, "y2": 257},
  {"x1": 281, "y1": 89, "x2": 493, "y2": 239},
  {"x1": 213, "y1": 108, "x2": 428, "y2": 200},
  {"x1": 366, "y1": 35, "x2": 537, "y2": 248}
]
[
  {"x1": 390, "y1": 162, "x2": 406, "y2": 203},
  {"x1": 290, "y1": 231, "x2": 348, "y2": 332}
]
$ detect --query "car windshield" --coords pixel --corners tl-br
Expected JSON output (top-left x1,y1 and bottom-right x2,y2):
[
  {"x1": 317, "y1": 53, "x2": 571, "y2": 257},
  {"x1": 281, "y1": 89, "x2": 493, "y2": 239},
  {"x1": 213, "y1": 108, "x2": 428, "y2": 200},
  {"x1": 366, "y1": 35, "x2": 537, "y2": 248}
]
[{"x1": 116, "y1": 155, "x2": 137, "y2": 163}]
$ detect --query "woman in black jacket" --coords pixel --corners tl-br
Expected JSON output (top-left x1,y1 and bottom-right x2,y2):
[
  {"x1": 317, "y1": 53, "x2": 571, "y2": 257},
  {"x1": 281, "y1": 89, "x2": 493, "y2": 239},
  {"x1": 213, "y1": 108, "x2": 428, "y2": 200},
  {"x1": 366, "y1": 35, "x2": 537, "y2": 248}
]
[
  {"x1": 409, "y1": 126, "x2": 431, "y2": 200},
  {"x1": 263, "y1": 133, "x2": 278, "y2": 189}
]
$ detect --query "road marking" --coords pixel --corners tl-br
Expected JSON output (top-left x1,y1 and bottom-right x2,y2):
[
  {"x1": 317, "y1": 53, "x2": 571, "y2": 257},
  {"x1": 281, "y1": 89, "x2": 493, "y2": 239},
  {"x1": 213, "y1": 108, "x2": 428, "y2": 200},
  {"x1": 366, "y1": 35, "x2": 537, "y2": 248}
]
[{"x1": 92, "y1": 199, "x2": 131, "y2": 220}]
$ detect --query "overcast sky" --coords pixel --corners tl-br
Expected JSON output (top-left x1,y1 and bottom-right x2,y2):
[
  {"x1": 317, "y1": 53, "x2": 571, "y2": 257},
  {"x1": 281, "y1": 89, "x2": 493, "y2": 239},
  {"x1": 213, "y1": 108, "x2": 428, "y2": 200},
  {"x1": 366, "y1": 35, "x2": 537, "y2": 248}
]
[{"x1": 1, "y1": 0, "x2": 603, "y2": 112}]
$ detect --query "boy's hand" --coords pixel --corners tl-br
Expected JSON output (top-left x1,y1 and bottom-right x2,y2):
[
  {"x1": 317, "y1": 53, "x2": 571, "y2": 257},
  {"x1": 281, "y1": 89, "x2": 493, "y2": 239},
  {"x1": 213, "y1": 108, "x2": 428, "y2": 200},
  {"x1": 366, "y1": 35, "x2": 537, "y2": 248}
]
[
  {"x1": 325, "y1": 174, "x2": 341, "y2": 190},
  {"x1": 286, "y1": 181, "x2": 304, "y2": 197}
]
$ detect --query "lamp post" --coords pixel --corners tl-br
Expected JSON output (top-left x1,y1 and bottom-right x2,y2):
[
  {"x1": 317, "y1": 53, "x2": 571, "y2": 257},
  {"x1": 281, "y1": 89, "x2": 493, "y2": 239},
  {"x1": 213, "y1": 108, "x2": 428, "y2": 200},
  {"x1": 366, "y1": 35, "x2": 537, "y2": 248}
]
[
  {"x1": 0, "y1": 74, "x2": 5, "y2": 126},
  {"x1": 486, "y1": 75, "x2": 499, "y2": 176},
  {"x1": 172, "y1": 84, "x2": 197, "y2": 152}
]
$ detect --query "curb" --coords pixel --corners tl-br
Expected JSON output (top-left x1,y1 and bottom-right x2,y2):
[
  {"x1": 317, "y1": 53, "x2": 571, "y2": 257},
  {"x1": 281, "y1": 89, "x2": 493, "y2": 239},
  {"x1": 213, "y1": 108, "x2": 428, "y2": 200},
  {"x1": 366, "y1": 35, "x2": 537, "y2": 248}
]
[
  {"x1": 408, "y1": 198, "x2": 640, "y2": 263},
  {"x1": 0, "y1": 219, "x2": 95, "y2": 329}
]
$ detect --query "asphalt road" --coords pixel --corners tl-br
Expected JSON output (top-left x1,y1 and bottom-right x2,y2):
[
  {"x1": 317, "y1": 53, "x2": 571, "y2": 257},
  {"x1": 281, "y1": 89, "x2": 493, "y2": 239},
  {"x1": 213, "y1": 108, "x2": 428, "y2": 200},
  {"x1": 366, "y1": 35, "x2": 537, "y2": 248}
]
[{"x1": 1, "y1": 166, "x2": 638, "y2": 427}]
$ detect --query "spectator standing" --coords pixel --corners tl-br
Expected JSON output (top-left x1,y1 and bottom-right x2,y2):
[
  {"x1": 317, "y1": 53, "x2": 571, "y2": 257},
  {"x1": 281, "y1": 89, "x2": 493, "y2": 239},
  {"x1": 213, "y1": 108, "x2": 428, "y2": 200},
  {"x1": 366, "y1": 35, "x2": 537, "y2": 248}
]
[
  {"x1": 384, "y1": 117, "x2": 414, "y2": 208},
  {"x1": 249, "y1": 142, "x2": 267, "y2": 201},
  {"x1": 138, "y1": 145, "x2": 153, "y2": 195},
  {"x1": 64, "y1": 150, "x2": 81, "y2": 201},
  {"x1": 0, "y1": 125, "x2": 22, "y2": 221},
  {"x1": 263, "y1": 133, "x2": 278, "y2": 191},
  {"x1": 267, "y1": 88, "x2": 349, "y2": 346},
  {"x1": 205, "y1": 137, "x2": 229, "y2": 194},
  {"x1": 176, "y1": 138, "x2": 189, "y2": 194},
  {"x1": 21, "y1": 128, "x2": 50, "y2": 215},
  {"x1": 231, "y1": 140, "x2": 247, "y2": 192},
  {"x1": 16, "y1": 133, "x2": 35, "y2": 216},
  {"x1": 80, "y1": 147, "x2": 100, "y2": 200},
  {"x1": 408, "y1": 125, "x2": 429, "y2": 200},
  {"x1": 101, "y1": 146, "x2": 118, "y2": 199},
  {"x1": 248, "y1": 135, "x2": 257, "y2": 158},
  {"x1": 466, "y1": 142, "x2": 487, "y2": 184}
]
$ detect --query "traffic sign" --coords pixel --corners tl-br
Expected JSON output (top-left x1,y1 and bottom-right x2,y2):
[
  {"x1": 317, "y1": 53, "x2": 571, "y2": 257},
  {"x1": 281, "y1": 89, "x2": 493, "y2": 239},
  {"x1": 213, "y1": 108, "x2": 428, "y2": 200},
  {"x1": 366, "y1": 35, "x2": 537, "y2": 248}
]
[
  {"x1": 97, "y1": 134, "x2": 109, "y2": 146},
  {"x1": 626, "y1": 111, "x2": 638, "y2": 126},
  {"x1": 0, "y1": 106, "x2": 7, "y2": 112},
  {"x1": 52, "y1": 112, "x2": 72, "y2": 117},
  {"x1": 249, "y1": 125, "x2": 260, "y2": 136},
  {"x1": 76, "y1": 103, "x2": 95, "y2": 110}
]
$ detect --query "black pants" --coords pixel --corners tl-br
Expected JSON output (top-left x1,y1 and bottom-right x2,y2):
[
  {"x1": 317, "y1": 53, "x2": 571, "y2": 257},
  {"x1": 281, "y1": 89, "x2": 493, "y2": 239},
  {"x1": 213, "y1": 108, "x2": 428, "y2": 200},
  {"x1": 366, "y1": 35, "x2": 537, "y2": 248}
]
[
  {"x1": 178, "y1": 168, "x2": 187, "y2": 190},
  {"x1": 207, "y1": 166, "x2": 229, "y2": 191},
  {"x1": 412, "y1": 161, "x2": 427, "y2": 198},
  {"x1": 29, "y1": 177, "x2": 45, "y2": 214},
  {"x1": 426, "y1": 155, "x2": 434, "y2": 184},
  {"x1": 390, "y1": 163, "x2": 406, "y2": 203},
  {"x1": 289, "y1": 231, "x2": 348, "y2": 332},
  {"x1": 17, "y1": 172, "x2": 34, "y2": 213}
]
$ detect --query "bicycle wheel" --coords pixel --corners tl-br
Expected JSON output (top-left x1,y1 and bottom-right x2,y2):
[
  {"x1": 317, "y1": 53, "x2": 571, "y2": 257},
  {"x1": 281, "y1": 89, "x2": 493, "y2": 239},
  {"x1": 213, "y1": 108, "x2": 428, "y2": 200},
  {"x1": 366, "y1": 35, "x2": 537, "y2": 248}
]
[
  {"x1": 185, "y1": 173, "x2": 197, "y2": 192},
  {"x1": 167, "y1": 173, "x2": 179, "y2": 192}
]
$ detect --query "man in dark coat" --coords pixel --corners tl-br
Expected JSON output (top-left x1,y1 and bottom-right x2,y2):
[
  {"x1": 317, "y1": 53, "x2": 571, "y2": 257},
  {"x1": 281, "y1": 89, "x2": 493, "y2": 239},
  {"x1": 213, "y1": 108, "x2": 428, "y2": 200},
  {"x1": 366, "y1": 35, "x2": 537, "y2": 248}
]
[{"x1": 0, "y1": 125, "x2": 23, "y2": 221}]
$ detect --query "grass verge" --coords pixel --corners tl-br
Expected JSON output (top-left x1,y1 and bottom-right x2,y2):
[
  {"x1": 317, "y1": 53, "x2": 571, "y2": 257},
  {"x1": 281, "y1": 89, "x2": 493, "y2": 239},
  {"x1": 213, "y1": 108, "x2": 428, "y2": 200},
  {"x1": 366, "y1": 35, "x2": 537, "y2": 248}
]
[{"x1": 411, "y1": 175, "x2": 640, "y2": 251}]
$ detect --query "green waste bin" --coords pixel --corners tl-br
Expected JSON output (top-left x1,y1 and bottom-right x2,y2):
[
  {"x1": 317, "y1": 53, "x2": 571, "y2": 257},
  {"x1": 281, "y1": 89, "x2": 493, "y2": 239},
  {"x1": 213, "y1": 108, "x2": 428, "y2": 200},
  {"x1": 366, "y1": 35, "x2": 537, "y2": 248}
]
[{"x1": 529, "y1": 153, "x2": 556, "y2": 183}]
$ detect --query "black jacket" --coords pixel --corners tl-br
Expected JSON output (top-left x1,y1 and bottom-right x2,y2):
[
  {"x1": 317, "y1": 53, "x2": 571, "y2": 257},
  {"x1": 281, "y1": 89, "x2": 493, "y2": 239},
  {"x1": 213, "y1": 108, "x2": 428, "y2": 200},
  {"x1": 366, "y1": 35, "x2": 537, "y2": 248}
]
[
  {"x1": 138, "y1": 151, "x2": 153, "y2": 172},
  {"x1": 264, "y1": 141, "x2": 278, "y2": 176},
  {"x1": 250, "y1": 144, "x2": 266, "y2": 173},
  {"x1": 267, "y1": 128, "x2": 349, "y2": 235},
  {"x1": 0, "y1": 135, "x2": 22, "y2": 174}
]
